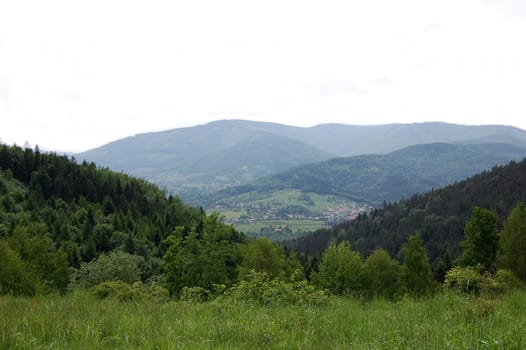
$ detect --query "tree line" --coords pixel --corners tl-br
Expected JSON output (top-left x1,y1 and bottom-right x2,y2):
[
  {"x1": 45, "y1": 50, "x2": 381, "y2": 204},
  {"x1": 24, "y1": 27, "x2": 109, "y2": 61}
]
[
  {"x1": 1, "y1": 143, "x2": 525, "y2": 302},
  {"x1": 286, "y1": 159, "x2": 526, "y2": 280}
]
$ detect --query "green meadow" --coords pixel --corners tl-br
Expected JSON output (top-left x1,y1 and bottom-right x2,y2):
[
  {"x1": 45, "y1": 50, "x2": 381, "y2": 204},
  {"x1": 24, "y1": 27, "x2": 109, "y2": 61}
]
[{"x1": 2, "y1": 290, "x2": 525, "y2": 349}]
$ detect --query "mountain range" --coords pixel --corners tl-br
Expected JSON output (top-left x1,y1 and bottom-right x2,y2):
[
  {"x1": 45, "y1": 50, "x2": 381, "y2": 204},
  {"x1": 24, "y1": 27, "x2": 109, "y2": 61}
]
[{"x1": 77, "y1": 120, "x2": 526, "y2": 205}]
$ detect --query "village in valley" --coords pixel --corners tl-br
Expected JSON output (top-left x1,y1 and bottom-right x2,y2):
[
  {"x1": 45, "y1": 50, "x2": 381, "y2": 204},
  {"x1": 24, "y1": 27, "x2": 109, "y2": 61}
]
[{"x1": 209, "y1": 190, "x2": 371, "y2": 239}]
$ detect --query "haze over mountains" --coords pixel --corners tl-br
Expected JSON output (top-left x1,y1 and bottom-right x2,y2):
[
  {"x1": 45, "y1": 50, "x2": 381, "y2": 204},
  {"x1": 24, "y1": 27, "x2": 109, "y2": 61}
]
[{"x1": 78, "y1": 120, "x2": 526, "y2": 206}]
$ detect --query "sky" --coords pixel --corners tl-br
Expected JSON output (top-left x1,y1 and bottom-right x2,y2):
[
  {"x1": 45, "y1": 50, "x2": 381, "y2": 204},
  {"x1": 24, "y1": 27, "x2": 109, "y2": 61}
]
[{"x1": 1, "y1": 0, "x2": 526, "y2": 152}]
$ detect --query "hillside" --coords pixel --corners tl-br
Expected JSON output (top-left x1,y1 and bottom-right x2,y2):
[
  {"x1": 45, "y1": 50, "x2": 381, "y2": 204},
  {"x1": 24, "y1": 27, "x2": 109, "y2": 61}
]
[
  {"x1": 212, "y1": 142, "x2": 526, "y2": 207},
  {"x1": 206, "y1": 143, "x2": 526, "y2": 239},
  {"x1": 77, "y1": 120, "x2": 526, "y2": 202},
  {"x1": 77, "y1": 121, "x2": 334, "y2": 199},
  {"x1": 0, "y1": 143, "x2": 216, "y2": 293},
  {"x1": 285, "y1": 158, "x2": 526, "y2": 276}
]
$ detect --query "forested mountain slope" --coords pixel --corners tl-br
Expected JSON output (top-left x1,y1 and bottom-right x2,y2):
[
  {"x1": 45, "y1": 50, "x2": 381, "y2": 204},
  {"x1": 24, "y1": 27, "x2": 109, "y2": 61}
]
[
  {"x1": 77, "y1": 120, "x2": 334, "y2": 198},
  {"x1": 209, "y1": 142, "x2": 526, "y2": 207},
  {"x1": 0, "y1": 144, "x2": 225, "y2": 293},
  {"x1": 77, "y1": 120, "x2": 526, "y2": 202},
  {"x1": 285, "y1": 158, "x2": 526, "y2": 275}
]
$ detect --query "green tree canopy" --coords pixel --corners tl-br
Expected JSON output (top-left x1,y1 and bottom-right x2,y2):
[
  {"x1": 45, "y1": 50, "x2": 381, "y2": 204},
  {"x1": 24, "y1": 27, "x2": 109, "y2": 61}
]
[
  {"x1": 163, "y1": 214, "x2": 244, "y2": 297},
  {"x1": 498, "y1": 202, "x2": 526, "y2": 282},
  {"x1": 312, "y1": 241, "x2": 366, "y2": 296},
  {"x1": 238, "y1": 238, "x2": 301, "y2": 281},
  {"x1": 456, "y1": 207, "x2": 499, "y2": 272},
  {"x1": 365, "y1": 248, "x2": 401, "y2": 300},
  {"x1": 402, "y1": 234, "x2": 434, "y2": 297}
]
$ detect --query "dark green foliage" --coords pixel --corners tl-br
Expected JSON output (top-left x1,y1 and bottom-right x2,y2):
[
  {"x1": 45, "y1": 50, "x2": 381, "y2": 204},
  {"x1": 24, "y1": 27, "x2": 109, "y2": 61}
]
[
  {"x1": 456, "y1": 207, "x2": 499, "y2": 272},
  {"x1": 311, "y1": 241, "x2": 366, "y2": 296},
  {"x1": 162, "y1": 214, "x2": 245, "y2": 297},
  {"x1": 0, "y1": 144, "x2": 205, "y2": 295},
  {"x1": 287, "y1": 159, "x2": 526, "y2": 274},
  {"x1": 498, "y1": 202, "x2": 526, "y2": 282},
  {"x1": 213, "y1": 142, "x2": 526, "y2": 207},
  {"x1": 401, "y1": 234, "x2": 435, "y2": 297}
]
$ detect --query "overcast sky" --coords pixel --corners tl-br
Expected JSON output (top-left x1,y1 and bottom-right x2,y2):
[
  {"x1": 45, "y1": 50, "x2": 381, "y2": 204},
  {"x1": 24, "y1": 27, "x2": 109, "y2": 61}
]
[{"x1": 1, "y1": 0, "x2": 526, "y2": 152}]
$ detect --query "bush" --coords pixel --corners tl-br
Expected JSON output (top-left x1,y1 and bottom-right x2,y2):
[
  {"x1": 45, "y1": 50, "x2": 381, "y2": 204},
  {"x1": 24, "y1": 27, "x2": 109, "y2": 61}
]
[
  {"x1": 445, "y1": 267, "x2": 525, "y2": 296},
  {"x1": 481, "y1": 269, "x2": 526, "y2": 295},
  {"x1": 445, "y1": 267, "x2": 483, "y2": 295},
  {"x1": 70, "y1": 251, "x2": 144, "y2": 289},
  {"x1": 90, "y1": 281, "x2": 139, "y2": 302},
  {"x1": 224, "y1": 270, "x2": 329, "y2": 307},
  {"x1": 90, "y1": 280, "x2": 169, "y2": 302},
  {"x1": 180, "y1": 286, "x2": 210, "y2": 303}
]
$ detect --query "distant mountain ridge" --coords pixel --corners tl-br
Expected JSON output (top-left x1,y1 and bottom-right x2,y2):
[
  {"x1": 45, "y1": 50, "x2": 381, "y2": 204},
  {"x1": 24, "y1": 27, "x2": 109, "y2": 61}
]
[
  {"x1": 208, "y1": 142, "x2": 526, "y2": 208},
  {"x1": 77, "y1": 120, "x2": 526, "y2": 201}
]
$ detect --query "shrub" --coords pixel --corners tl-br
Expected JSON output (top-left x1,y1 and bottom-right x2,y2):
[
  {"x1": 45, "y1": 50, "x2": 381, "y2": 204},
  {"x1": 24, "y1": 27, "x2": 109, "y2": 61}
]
[
  {"x1": 180, "y1": 286, "x2": 210, "y2": 302},
  {"x1": 90, "y1": 281, "x2": 140, "y2": 302},
  {"x1": 445, "y1": 267, "x2": 525, "y2": 296},
  {"x1": 70, "y1": 251, "x2": 144, "y2": 289},
  {"x1": 224, "y1": 270, "x2": 329, "y2": 307},
  {"x1": 481, "y1": 269, "x2": 526, "y2": 295},
  {"x1": 90, "y1": 280, "x2": 169, "y2": 302},
  {"x1": 445, "y1": 266, "x2": 483, "y2": 295}
]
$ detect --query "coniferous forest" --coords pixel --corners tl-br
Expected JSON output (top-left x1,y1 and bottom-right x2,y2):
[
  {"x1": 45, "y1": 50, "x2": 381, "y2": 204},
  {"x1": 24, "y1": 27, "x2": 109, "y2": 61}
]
[{"x1": 1, "y1": 143, "x2": 526, "y2": 348}]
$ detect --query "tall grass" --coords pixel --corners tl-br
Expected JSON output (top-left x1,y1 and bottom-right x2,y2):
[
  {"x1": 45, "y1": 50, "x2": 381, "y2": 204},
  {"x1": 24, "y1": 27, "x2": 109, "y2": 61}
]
[{"x1": 1, "y1": 290, "x2": 525, "y2": 349}]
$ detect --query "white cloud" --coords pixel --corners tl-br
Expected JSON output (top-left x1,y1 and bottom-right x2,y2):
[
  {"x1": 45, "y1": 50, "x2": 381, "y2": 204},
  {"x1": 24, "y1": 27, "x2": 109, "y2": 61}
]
[{"x1": 0, "y1": 0, "x2": 525, "y2": 152}]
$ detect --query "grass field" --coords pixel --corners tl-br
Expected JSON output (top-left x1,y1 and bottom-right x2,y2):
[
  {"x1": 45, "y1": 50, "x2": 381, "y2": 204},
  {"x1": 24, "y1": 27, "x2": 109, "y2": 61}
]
[{"x1": 2, "y1": 291, "x2": 526, "y2": 349}]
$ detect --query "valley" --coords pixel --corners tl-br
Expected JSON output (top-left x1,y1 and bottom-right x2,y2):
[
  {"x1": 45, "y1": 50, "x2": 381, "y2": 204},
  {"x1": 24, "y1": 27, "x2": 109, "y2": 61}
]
[
  {"x1": 209, "y1": 189, "x2": 370, "y2": 239},
  {"x1": 75, "y1": 120, "x2": 526, "y2": 240}
]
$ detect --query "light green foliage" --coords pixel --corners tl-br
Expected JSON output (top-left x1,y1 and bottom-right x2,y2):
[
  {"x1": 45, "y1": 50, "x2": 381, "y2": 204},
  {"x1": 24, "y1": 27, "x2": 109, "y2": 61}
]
[
  {"x1": 179, "y1": 286, "x2": 211, "y2": 302},
  {"x1": 238, "y1": 238, "x2": 301, "y2": 280},
  {"x1": 7, "y1": 224, "x2": 70, "y2": 294},
  {"x1": 312, "y1": 241, "x2": 366, "y2": 296},
  {"x1": 0, "y1": 241, "x2": 37, "y2": 296},
  {"x1": 445, "y1": 267, "x2": 525, "y2": 296},
  {"x1": 498, "y1": 202, "x2": 526, "y2": 282},
  {"x1": 225, "y1": 270, "x2": 329, "y2": 307},
  {"x1": 445, "y1": 266, "x2": 484, "y2": 295},
  {"x1": 402, "y1": 234, "x2": 435, "y2": 297},
  {"x1": 365, "y1": 248, "x2": 401, "y2": 300},
  {"x1": 456, "y1": 207, "x2": 499, "y2": 272},
  {"x1": 90, "y1": 281, "x2": 169, "y2": 302},
  {"x1": 90, "y1": 281, "x2": 141, "y2": 302},
  {"x1": 482, "y1": 269, "x2": 526, "y2": 295},
  {"x1": 70, "y1": 250, "x2": 144, "y2": 289},
  {"x1": 163, "y1": 214, "x2": 243, "y2": 297}
]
